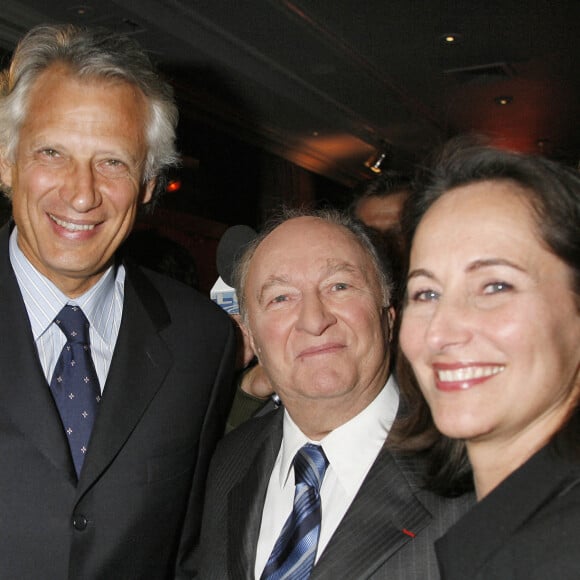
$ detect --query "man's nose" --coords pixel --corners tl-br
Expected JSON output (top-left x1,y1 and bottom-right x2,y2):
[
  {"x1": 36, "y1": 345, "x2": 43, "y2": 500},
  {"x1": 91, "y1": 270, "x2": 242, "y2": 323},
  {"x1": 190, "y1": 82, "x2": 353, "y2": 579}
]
[
  {"x1": 295, "y1": 292, "x2": 337, "y2": 336},
  {"x1": 60, "y1": 162, "x2": 102, "y2": 212}
]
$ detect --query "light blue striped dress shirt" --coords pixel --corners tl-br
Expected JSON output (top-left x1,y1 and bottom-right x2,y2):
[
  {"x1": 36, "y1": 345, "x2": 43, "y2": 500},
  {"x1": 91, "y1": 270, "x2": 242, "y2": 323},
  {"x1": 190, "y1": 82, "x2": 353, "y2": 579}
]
[{"x1": 9, "y1": 228, "x2": 125, "y2": 392}]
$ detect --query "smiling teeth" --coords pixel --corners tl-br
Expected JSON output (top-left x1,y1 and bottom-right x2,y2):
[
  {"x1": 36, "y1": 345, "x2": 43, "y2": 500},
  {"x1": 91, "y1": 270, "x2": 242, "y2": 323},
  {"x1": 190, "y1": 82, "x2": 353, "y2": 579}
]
[
  {"x1": 437, "y1": 366, "x2": 505, "y2": 382},
  {"x1": 51, "y1": 215, "x2": 95, "y2": 232}
]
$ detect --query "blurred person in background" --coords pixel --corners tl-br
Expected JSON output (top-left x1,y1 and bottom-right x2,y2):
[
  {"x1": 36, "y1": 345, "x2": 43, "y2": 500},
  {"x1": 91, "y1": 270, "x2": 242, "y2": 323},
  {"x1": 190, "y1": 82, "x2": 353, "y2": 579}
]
[{"x1": 351, "y1": 171, "x2": 412, "y2": 310}]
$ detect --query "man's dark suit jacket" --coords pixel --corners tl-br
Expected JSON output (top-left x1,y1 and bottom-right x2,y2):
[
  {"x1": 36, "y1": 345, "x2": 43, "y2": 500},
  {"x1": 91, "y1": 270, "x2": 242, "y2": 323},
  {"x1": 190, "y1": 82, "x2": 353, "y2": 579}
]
[
  {"x1": 195, "y1": 405, "x2": 474, "y2": 579},
  {"x1": 0, "y1": 224, "x2": 236, "y2": 579},
  {"x1": 436, "y1": 441, "x2": 580, "y2": 579}
]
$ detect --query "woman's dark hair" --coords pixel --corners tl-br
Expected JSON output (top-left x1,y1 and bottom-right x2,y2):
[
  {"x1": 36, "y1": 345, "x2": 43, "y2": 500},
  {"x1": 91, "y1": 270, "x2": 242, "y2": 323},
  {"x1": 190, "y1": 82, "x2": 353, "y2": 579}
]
[{"x1": 389, "y1": 137, "x2": 580, "y2": 496}]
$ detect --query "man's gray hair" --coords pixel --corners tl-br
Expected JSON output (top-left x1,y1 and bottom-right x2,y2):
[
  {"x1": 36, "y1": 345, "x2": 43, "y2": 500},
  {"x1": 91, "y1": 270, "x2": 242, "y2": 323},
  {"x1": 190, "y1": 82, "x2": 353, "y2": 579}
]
[
  {"x1": 0, "y1": 23, "x2": 179, "y2": 200},
  {"x1": 232, "y1": 207, "x2": 394, "y2": 323}
]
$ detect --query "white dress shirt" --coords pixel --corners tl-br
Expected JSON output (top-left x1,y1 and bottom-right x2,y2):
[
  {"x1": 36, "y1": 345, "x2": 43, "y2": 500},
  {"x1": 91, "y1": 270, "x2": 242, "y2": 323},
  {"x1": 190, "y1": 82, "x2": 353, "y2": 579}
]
[
  {"x1": 9, "y1": 227, "x2": 125, "y2": 391},
  {"x1": 254, "y1": 376, "x2": 399, "y2": 578}
]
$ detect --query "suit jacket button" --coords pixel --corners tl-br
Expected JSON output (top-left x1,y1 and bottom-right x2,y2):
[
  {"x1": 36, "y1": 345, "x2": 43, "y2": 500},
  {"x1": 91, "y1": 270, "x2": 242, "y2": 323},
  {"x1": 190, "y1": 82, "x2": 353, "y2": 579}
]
[{"x1": 73, "y1": 515, "x2": 88, "y2": 531}]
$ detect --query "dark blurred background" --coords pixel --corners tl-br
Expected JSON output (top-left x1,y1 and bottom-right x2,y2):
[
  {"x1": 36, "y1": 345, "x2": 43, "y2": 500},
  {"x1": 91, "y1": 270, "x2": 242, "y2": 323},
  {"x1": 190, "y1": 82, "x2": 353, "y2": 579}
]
[{"x1": 1, "y1": 0, "x2": 578, "y2": 291}]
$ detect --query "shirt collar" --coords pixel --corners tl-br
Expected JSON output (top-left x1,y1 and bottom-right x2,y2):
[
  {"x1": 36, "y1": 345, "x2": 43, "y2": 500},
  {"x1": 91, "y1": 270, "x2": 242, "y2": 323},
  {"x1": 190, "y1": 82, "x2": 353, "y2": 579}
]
[
  {"x1": 278, "y1": 375, "x2": 399, "y2": 493},
  {"x1": 9, "y1": 226, "x2": 119, "y2": 342}
]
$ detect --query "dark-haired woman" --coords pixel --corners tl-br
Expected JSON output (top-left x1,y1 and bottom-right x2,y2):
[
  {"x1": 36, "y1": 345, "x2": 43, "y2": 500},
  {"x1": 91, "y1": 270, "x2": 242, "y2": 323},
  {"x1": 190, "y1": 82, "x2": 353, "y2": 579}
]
[{"x1": 398, "y1": 142, "x2": 580, "y2": 579}]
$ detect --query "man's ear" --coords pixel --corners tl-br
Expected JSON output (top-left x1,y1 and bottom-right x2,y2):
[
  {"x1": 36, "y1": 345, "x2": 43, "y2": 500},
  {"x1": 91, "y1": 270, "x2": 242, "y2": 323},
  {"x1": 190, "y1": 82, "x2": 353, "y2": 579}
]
[
  {"x1": 231, "y1": 314, "x2": 257, "y2": 369},
  {"x1": 141, "y1": 178, "x2": 156, "y2": 205},
  {"x1": 245, "y1": 326, "x2": 262, "y2": 362},
  {"x1": 384, "y1": 306, "x2": 396, "y2": 342}
]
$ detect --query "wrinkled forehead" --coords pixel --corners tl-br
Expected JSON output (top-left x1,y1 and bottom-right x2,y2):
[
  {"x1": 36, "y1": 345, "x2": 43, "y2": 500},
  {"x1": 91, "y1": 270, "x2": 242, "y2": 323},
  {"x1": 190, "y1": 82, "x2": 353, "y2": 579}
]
[{"x1": 246, "y1": 216, "x2": 378, "y2": 293}]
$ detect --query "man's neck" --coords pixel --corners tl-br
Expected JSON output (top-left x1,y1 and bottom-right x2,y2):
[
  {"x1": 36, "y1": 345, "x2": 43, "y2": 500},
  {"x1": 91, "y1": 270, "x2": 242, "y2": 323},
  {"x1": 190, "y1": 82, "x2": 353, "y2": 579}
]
[{"x1": 284, "y1": 378, "x2": 392, "y2": 440}]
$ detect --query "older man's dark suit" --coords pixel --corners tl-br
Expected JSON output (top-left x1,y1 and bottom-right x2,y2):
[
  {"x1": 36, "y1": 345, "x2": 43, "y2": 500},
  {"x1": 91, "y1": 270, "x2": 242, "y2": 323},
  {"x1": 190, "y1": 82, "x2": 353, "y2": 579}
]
[
  {"x1": 0, "y1": 224, "x2": 236, "y2": 579},
  {"x1": 196, "y1": 405, "x2": 474, "y2": 579}
]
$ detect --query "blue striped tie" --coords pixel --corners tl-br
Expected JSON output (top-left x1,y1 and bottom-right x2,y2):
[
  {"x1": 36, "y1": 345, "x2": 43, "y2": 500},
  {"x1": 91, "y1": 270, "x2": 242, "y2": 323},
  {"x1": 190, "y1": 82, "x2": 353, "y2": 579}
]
[{"x1": 261, "y1": 443, "x2": 329, "y2": 580}]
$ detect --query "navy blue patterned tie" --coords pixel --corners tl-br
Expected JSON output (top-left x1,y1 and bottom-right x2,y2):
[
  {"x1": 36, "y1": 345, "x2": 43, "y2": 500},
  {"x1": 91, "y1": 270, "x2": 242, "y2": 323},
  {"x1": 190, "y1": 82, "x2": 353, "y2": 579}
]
[
  {"x1": 261, "y1": 443, "x2": 329, "y2": 580},
  {"x1": 49, "y1": 305, "x2": 101, "y2": 477}
]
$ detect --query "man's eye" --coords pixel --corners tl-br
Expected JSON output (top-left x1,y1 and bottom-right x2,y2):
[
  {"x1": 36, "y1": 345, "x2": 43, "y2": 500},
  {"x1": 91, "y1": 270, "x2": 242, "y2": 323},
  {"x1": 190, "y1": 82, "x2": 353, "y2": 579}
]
[
  {"x1": 96, "y1": 159, "x2": 130, "y2": 176},
  {"x1": 332, "y1": 282, "x2": 349, "y2": 291},
  {"x1": 103, "y1": 159, "x2": 126, "y2": 169},
  {"x1": 41, "y1": 148, "x2": 59, "y2": 158},
  {"x1": 272, "y1": 295, "x2": 288, "y2": 303}
]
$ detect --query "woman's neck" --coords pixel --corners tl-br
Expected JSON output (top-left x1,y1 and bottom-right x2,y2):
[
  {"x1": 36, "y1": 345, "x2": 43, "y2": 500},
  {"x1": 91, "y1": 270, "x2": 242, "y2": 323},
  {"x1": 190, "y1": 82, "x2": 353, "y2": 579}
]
[
  {"x1": 468, "y1": 425, "x2": 554, "y2": 499},
  {"x1": 467, "y1": 395, "x2": 578, "y2": 499}
]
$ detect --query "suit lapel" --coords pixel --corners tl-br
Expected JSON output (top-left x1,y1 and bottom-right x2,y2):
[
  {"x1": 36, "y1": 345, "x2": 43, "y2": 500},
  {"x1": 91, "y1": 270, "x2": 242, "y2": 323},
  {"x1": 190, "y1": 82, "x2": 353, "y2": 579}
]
[
  {"x1": 312, "y1": 447, "x2": 432, "y2": 579},
  {"x1": 0, "y1": 227, "x2": 76, "y2": 481},
  {"x1": 227, "y1": 411, "x2": 283, "y2": 578},
  {"x1": 0, "y1": 231, "x2": 173, "y2": 489},
  {"x1": 77, "y1": 263, "x2": 172, "y2": 494}
]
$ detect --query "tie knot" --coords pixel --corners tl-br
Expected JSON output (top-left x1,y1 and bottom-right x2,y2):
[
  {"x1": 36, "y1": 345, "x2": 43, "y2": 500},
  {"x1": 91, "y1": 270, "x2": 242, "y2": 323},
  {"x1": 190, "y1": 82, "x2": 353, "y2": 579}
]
[
  {"x1": 54, "y1": 305, "x2": 90, "y2": 345},
  {"x1": 294, "y1": 443, "x2": 328, "y2": 491}
]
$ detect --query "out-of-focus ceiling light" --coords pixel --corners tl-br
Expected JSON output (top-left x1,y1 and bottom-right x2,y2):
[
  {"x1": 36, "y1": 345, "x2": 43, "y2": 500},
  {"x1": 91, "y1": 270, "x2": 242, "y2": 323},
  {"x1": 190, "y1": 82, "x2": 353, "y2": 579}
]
[
  {"x1": 494, "y1": 95, "x2": 513, "y2": 105},
  {"x1": 440, "y1": 33, "x2": 461, "y2": 44},
  {"x1": 365, "y1": 150, "x2": 388, "y2": 174}
]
